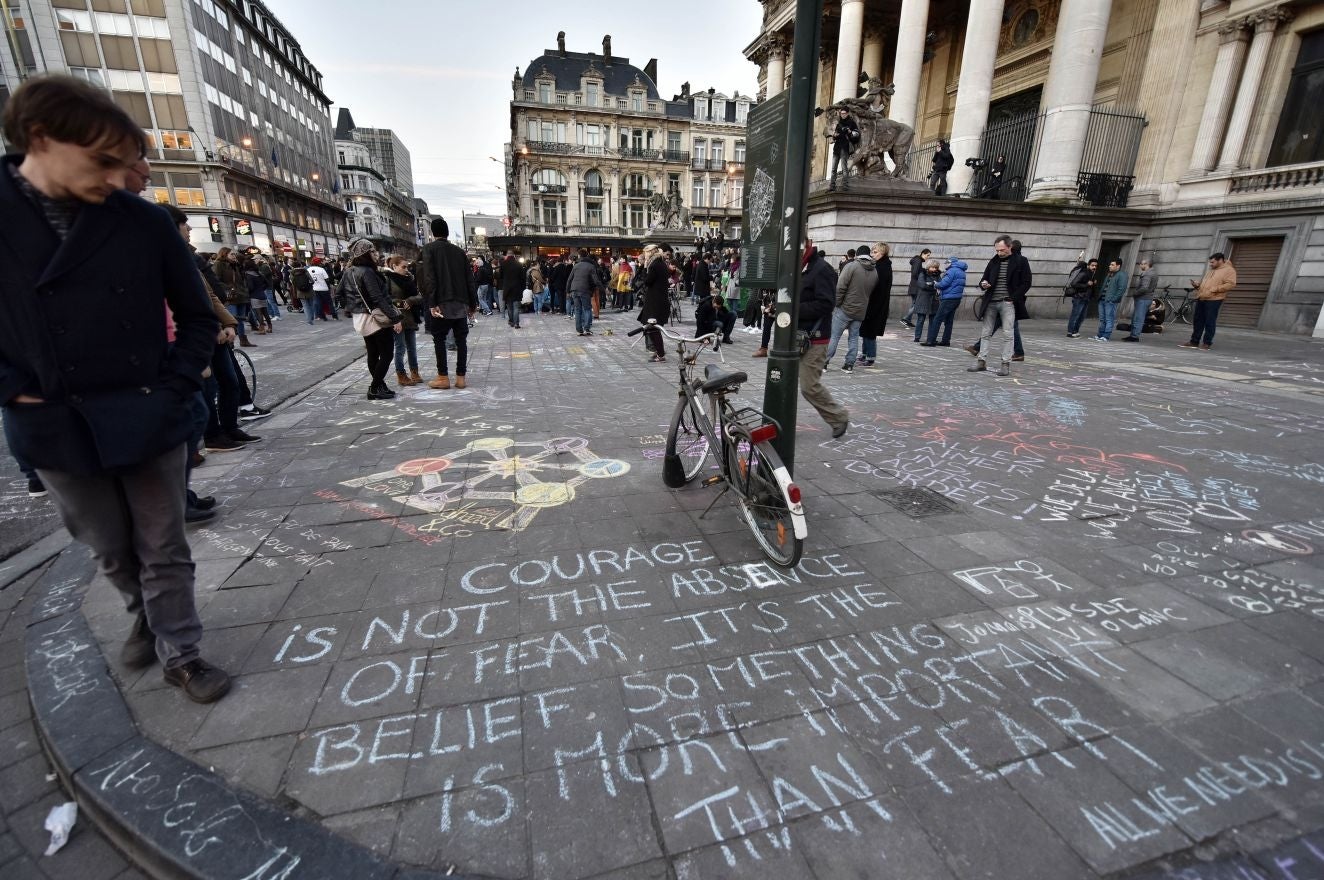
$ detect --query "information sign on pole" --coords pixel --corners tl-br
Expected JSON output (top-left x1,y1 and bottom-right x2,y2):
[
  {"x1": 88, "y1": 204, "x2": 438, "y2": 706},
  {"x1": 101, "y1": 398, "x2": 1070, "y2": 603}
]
[{"x1": 739, "y1": 91, "x2": 790, "y2": 287}]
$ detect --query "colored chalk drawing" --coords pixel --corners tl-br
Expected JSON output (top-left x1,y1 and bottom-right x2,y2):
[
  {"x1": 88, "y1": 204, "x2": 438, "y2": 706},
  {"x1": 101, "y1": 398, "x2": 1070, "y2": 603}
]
[{"x1": 338, "y1": 437, "x2": 630, "y2": 532}]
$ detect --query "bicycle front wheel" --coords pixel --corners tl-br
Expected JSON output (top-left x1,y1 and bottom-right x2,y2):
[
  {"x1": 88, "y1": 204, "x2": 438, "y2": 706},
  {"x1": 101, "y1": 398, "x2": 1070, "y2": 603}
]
[
  {"x1": 663, "y1": 393, "x2": 712, "y2": 487},
  {"x1": 232, "y1": 346, "x2": 258, "y2": 403},
  {"x1": 729, "y1": 438, "x2": 804, "y2": 568}
]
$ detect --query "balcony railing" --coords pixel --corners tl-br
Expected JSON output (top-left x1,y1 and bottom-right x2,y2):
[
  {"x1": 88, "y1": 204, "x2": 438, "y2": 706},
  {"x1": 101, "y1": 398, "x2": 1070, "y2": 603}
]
[
  {"x1": 622, "y1": 188, "x2": 652, "y2": 199},
  {"x1": 691, "y1": 157, "x2": 708, "y2": 170},
  {"x1": 583, "y1": 186, "x2": 605, "y2": 196},
  {"x1": 1228, "y1": 161, "x2": 1324, "y2": 194},
  {"x1": 663, "y1": 150, "x2": 690, "y2": 163},
  {"x1": 532, "y1": 184, "x2": 567, "y2": 194}
]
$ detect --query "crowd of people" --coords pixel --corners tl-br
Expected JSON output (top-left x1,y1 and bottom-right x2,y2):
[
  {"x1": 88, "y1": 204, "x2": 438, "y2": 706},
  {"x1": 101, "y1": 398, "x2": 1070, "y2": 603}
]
[{"x1": 0, "y1": 74, "x2": 1249, "y2": 713}]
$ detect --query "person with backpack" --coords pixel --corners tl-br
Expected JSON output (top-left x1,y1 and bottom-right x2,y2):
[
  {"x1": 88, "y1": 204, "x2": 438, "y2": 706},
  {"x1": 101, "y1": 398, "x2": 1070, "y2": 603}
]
[
  {"x1": 214, "y1": 248, "x2": 255, "y2": 347},
  {"x1": 924, "y1": 257, "x2": 965, "y2": 346},
  {"x1": 290, "y1": 259, "x2": 314, "y2": 314}
]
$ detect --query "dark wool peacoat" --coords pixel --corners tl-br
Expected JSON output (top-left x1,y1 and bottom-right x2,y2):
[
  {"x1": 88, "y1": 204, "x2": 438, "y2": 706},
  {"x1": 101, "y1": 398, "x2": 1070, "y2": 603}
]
[
  {"x1": 860, "y1": 256, "x2": 892, "y2": 339},
  {"x1": 0, "y1": 154, "x2": 217, "y2": 475},
  {"x1": 637, "y1": 256, "x2": 671, "y2": 325}
]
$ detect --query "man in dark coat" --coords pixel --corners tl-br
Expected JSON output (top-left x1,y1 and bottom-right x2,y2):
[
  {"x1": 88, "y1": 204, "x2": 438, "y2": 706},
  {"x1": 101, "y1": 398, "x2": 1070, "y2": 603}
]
[
  {"x1": 637, "y1": 244, "x2": 672, "y2": 361},
  {"x1": 498, "y1": 251, "x2": 524, "y2": 328},
  {"x1": 902, "y1": 248, "x2": 931, "y2": 327},
  {"x1": 969, "y1": 235, "x2": 1031, "y2": 375},
  {"x1": 858, "y1": 243, "x2": 893, "y2": 366},
  {"x1": 827, "y1": 108, "x2": 861, "y2": 192},
  {"x1": 0, "y1": 76, "x2": 228, "y2": 702},
  {"x1": 798, "y1": 245, "x2": 849, "y2": 437},
  {"x1": 693, "y1": 253, "x2": 713, "y2": 300},
  {"x1": 929, "y1": 141, "x2": 954, "y2": 195},
  {"x1": 549, "y1": 254, "x2": 572, "y2": 313},
  {"x1": 418, "y1": 218, "x2": 479, "y2": 389}
]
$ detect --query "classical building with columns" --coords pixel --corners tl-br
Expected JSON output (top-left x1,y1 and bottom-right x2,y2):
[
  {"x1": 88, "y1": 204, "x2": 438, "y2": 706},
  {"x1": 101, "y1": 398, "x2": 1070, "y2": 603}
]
[
  {"x1": 492, "y1": 33, "x2": 750, "y2": 258},
  {"x1": 745, "y1": 0, "x2": 1324, "y2": 333}
]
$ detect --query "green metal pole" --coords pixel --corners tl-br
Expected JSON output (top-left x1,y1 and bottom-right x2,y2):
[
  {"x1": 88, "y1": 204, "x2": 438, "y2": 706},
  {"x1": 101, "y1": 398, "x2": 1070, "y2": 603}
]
[{"x1": 761, "y1": 0, "x2": 825, "y2": 474}]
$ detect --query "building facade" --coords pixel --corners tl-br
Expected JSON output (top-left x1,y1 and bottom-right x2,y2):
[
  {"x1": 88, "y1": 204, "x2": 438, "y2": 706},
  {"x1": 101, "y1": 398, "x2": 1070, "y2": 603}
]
[
  {"x1": 460, "y1": 212, "x2": 505, "y2": 252},
  {"x1": 495, "y1": 32, "x2": 749, "y2": 256},
  {"x1": 334, "y1": 108, "x2": 419, "y2": 258},
  {"x1": 745, "y1": 0, "x2": 1324, "y2": 333},
  {"x1": 1, "y1": 0, "x2": 349, "y2": 259}
]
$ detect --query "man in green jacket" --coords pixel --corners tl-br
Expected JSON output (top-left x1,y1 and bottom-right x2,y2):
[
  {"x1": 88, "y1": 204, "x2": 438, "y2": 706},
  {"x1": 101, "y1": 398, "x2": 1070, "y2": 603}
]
[{"x1": 1093, "y1": 259, "x2": 1128, "y2": 342}]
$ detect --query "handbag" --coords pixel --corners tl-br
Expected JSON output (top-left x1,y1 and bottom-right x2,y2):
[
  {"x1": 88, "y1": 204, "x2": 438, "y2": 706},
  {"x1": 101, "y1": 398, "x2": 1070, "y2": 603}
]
[{"x1": 345, "y1": 269, "x2": 393, "y2": 337}]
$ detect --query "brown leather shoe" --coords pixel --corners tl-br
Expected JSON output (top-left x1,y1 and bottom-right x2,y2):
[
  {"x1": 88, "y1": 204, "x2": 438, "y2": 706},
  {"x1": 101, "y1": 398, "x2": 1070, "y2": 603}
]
[
  {"x1": 1011, "y1": 355, "x2": 1024, "y2": 362},
  {"x1": 239, "y1": 338, "x2": 256, "y2": 347},
  {"x1": 409, "y1": 369, "x2": 423, "y2": 384},
  {"x1": 396, "y1": 370, "x2": 415, "y2": 387},
  {"x1": 752, "y1": 347, "x2": 768, "y2": 358},
  {"x1": 428, "y1": 375, "x2": 451, "y2": 389},
  {"x1": 163, "y1": 658, "x2": 231, "y2": 703},
  {"x1": 455, "y1": 376, "x2": 467, "y2": 389}
]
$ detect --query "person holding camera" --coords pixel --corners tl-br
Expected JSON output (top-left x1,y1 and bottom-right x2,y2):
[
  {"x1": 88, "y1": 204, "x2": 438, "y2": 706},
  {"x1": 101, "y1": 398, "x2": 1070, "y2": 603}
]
[
  {"x1": 929, "y1": 141, "x2": 953, "y2": 195},
  {"x1": 827, "y1": 108, "x2": 861, "y2": 192}
]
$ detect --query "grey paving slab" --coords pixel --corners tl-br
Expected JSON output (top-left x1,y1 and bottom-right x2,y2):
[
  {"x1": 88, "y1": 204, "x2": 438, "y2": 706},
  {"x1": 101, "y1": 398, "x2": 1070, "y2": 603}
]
[{"x1": 12, "y1": 318, "x2": 1324, "y2": 878}]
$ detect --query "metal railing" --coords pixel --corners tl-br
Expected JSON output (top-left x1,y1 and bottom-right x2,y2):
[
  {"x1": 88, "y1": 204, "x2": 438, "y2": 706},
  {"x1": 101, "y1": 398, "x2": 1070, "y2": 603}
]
[
  {"x1": 623, "y1": 188, "x2": 652, "y2": 199},
  {"x1": 1229, "y1": 160, "x2": 1324, "y2": 194},
  {"x1": 583, "y1": 186, "x2": 605, "y2": 197},
  {"x1": 907, "y1": 106, "x2": 1147, "y2": 204},
  {"x1": 663, "y1": 150, "x2": 691, "y2": 163}
]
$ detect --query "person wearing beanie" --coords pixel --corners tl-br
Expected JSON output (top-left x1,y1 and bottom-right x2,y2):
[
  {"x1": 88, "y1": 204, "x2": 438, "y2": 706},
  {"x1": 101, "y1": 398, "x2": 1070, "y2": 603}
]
[
  {"x1": 339, "y1": 239, "x2": 402, "y2": 399},
  {"x1": 825, "y1": 244, "x2": 876, "y2": 371},
  {"x1": 416, "y1": 217, "x2": 478, "y2": 389}
]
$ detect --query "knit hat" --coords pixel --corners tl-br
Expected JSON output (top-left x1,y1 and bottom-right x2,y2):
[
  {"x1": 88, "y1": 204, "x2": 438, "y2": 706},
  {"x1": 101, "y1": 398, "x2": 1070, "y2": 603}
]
[{"x1": 346, "y1": 238, "x2": 375, "y2": 261}]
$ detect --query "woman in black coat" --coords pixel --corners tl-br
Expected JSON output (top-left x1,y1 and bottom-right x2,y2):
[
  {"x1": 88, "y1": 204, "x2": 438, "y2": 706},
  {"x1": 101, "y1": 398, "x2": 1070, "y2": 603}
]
[
  {"x1": 338, "y1": 238, "x2": 402, "y2": 400},
  {"x1": 637, "y1": 244, "x2": 671, "y2": 363},
  {"x1": 859, "y1": 244, "x2": 892, "y2": 366}
]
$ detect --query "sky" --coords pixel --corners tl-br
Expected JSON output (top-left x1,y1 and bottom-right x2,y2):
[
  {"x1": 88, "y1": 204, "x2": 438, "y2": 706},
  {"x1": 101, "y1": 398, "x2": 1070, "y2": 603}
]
[{"x1": 268, "y1": 0, "x2": 765, "y2": 226}]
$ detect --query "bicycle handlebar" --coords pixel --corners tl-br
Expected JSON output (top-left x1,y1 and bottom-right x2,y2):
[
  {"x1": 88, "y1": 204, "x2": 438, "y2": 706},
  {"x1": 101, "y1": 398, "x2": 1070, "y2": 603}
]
[{"x1": 631, "y1": 319, "x2": 719, "y2": 347}]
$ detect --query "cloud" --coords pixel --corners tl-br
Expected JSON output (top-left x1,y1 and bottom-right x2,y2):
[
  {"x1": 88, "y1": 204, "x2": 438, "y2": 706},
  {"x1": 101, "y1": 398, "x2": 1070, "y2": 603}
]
[{"x1": 321, "y1": 62, "x2": 508, "y2": 81}]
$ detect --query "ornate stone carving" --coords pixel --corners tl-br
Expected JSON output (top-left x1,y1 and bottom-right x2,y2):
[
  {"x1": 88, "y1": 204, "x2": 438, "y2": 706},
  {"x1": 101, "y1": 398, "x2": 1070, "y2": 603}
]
[{"x1": 998, "y1": 0, "x2": 1061, "y2": 54}]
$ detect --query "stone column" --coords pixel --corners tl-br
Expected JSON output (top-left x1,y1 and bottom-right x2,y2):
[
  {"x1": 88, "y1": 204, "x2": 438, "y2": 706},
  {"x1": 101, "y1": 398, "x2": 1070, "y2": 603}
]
[
  {"x1": 832, "y1": 0, "x2": 866, "y2": 102},
  {"x1": 1026, "y1": 0, "x2": 1114, "y2": 202},
  {"x1": 1216, "y1": 8, "x2": 1292, "y2": 172},
  {"x1": 1128, "y1": 0, "x2": 1203, "y2": 206},
  {"x1": 1187, "y1": 21, "x2": 1250, "y2": 174},
  {"x1": 766, "y1": 38, "x2": 787, "y2": 98},
  {"x1": 861, "y1": 26, "x2": 885, "y2": 81},
  {"x1": 946, "y1": 0, "x2": 1006, "y2": 195},
  {"x1": 891, "y1": 0, "x2": 930, "y2": 129}
]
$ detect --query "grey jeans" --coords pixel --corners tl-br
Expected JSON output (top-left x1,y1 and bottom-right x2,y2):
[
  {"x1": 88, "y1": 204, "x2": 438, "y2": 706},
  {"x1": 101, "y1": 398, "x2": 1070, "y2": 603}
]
[
  {"x1": 800, "y1": 343, "x2": 849, "y2": 431},
  {"x1": 978, "y1": 300, "x2": 1017, "y2": 364},
  {"x1": 38, "y1": 444, "x2": 202, "y2": 669}
]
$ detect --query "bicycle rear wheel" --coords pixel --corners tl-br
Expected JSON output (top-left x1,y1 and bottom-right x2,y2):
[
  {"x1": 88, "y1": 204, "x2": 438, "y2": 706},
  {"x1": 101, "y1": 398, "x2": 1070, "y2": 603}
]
[
  {"x1": 729, "y1": 437, "x2": 803, "y2": 568},
  {"x1": 663, "y1": 393, "x2": 711, "y2": 487},
  {"x1": 232, "y1": 346, "x2": 258, "y2": 403}
]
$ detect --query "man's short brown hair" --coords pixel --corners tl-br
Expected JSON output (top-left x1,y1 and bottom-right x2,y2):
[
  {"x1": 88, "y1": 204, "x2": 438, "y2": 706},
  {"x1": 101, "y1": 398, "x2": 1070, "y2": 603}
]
[{"x1": 3, "y1": 74, "x2": 146, "y2": 156}]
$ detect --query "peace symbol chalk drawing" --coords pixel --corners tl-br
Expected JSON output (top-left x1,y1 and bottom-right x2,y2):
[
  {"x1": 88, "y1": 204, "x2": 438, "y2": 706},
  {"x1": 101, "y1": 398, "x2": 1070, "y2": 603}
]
[{"x1": 339, "y1": 437, "x2": 630, "y2": 532}]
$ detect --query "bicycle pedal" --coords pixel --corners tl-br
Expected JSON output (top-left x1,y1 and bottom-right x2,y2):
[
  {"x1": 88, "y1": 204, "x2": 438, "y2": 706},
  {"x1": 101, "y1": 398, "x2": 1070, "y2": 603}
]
[{"x1": 701, "y1": 475, "x2": 724, "y2": 487}]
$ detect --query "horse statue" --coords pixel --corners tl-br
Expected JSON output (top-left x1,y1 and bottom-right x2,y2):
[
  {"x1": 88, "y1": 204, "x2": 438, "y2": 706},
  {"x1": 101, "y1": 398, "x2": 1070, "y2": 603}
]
[
  {"x1": 648, "y1": 189, "x2": 690, "y2": 230},
  {"x1": 827, "y1": 89, "x2": 915, "y2": 180}
]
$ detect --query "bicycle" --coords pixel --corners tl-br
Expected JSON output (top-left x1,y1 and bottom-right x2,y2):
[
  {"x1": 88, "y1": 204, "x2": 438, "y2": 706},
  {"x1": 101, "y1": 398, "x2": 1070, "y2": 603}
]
[
  {"x1": 1157, "y1": 285, "x2": 1195, "y2": 325},
  {"x1": 668, "y1": 285, "x2": 685, "y2": 325},
  {"x1": 231, "y1": 344, "x2": 258, "y2": 402},
  {"x1": 628, "y1": 320, "x2": 806, "y2": 567}
]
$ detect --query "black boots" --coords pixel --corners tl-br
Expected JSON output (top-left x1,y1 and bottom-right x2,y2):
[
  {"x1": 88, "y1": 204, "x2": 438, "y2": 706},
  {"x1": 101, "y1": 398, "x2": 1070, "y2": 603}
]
[{"x1": 367, "y1": 381, "x2": 397, "y2": 400}]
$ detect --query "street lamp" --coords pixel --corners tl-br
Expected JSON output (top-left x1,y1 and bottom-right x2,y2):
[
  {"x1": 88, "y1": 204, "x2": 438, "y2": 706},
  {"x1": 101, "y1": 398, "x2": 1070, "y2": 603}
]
[{"x1": 241, "y1": 136, "x2": 253, "y2": 149}]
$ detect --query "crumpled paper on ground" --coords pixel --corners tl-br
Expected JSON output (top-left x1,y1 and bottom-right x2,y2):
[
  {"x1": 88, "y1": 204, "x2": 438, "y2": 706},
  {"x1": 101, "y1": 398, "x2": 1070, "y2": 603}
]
[{"x1": 43, "y1": 802, "x2": 78, "y2": 856}]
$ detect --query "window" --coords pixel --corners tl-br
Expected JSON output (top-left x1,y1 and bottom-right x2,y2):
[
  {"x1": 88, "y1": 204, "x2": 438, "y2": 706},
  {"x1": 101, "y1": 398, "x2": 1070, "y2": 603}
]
[
  {"x1": 631, "y1": 92, "x2": 642, "y2": 112},
  {"x1": 538, "y1": 81, "x2": 552, "y2": 103},
  {"x1": 56, "y1": 9, "x2": 93, "y2": 31},
  {"x1": 584, "y1": 169, "x2": 603, "y2": 195},
  {"x1": 105, "y1": 68, "x2": 145, "y2": 90},
  {"x1": 158, "y1": 130, "x2": 192, "y2": 151},
  {"x1": 1267, "y1": 30, "x2": 1324, "y2": 167},
  {"x1": 586, "y1": 201, "x2": 602, "y2": 225},
  {"x1": 710, "y1": 180, "x2": 723, "y2": 207},
  {"x1": 667, "y1": 131, "x2": 681, "y2": 153},
  {"x1": 628, "y1": 204, "x2": 645, "y2": 230},
  {"x1": 631, "y1": 128, "x2": 644, "y2": 151},
  {"x1": 734, "y1": 141, "x2": 746, "y2": 163},
  {"x1": 712, "y1": 141, "x2": 724, "y2": 163},
  {"x1": 133, "y1": 15, "x2": 170, "y2": 38},
  {"x1": 144, "y1": 72, "x2": 181, "y2": 93},
  {"x1": 693, "y1": 139, "x2": 706, "y2": 161},
  {"x1": 736, "y1": 102, "x2": 749, "y2": 124},
  {"x1": 732, "y1": 178, "x2": 744, "y2": 206},
  {"x1": 68, "y1": 67, "x2": 106, "y2": 87},
  {"x1": 585, "y1": 83, "x2": 598, "y2": 107},
  {"x1": 694, "y1": 98, "x2": 708, "y2": 121},
  {"x1": 243, "y1": 68, "x2": 252, "y2": 86},
  {"x1": 692, "y1": 179, "x2": 705, "y2": 207},
  {"x1": 713, "y1": 98, "x2": 726, "y2": 121},
  {"x1": 531, "y1": 169, "x2": 567, "y2": 192}
]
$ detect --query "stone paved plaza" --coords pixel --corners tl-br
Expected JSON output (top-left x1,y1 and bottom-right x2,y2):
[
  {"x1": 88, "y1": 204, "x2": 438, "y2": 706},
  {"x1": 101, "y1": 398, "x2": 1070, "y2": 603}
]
[{"x1": 6, "y1": 310, "x2": 1324, "y2": 879}]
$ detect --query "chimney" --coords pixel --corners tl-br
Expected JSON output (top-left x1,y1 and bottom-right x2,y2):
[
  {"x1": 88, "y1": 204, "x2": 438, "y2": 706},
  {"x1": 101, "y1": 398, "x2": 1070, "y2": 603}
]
[
  {"x1": 557, "y1": 31, "x2": 566, "y2": 56},
  {"x1": 644, "y1": 58, "x2": 658, "y2": 84},
  {"x1": 681, "y1": 81, "x2": 690, "y2": 99},
  {"x1": 602, "y1": 35, "x2": 612, "y2": 64}
]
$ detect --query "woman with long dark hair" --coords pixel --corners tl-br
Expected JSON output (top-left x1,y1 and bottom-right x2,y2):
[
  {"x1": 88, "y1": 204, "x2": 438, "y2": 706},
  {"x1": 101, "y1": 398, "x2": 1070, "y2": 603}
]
[{"x1": 338, "y1": 239, "x2": 402, "y2": 399}]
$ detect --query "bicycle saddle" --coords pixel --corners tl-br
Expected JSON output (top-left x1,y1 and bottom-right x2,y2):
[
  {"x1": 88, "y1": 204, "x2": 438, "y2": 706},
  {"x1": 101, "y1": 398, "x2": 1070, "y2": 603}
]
[{"x1": 701, "y1": 363, "x2": 748, "y2": 393}]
